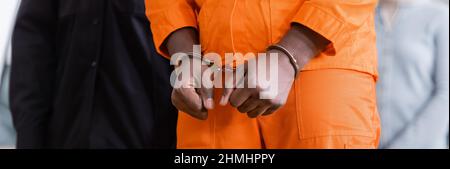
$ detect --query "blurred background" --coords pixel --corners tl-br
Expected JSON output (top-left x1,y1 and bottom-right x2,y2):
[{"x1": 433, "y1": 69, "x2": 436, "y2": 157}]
[
  {"x1": 376, "y1": 0, "x2": 449, "y2": 149},
  {"x1": 0, "y1": 0, "x2": 449, "y2": 149},
  {"x1": 0, "y1": 0, "x2": 20, "y2": 149}
]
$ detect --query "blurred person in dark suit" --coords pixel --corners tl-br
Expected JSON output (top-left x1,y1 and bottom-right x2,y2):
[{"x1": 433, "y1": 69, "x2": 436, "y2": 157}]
[{"x1": 11, "y1": 0, "x2": 177, "y2": 148}]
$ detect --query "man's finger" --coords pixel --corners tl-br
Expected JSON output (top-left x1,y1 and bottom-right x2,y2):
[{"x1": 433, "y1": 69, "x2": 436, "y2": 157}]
[
  {"x1": 221, "y1": 66, "x2": 241, "y2": 106},
  {"x1": 229, "y1": 88, "x2": 252, "y2": 108},
  {"x1": 220, "y1": 88, "x2": 233, "y2": 106},
  {"x1": 199, "y1": 87, "x2": 214, "y2": 110},
  {"x1": 175, "y1": 88, "x2": 208, "y2": 120},
  {"x1": 247, "y1": 105, "x2": 271, "y2": 118},
  {"x1": 237, "y1": 97, "x2": 260, "y2": 113},
  {"x1": 262, "y1": 106, "x2": 279, "y2": 116},
  {"x1": 172, "y1": 95, "x2": 194, "y2": 115}
]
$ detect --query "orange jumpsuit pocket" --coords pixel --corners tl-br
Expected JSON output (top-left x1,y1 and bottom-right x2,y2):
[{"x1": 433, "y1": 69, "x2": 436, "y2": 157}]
[{"x1": 295, "y1": 69, "x2": 379, "y2": 141}]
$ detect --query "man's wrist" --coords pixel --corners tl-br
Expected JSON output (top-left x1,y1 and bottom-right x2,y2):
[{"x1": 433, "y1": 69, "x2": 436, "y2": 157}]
[
  {"x1": 166, "y1": 27, "x2": 199, "y2": 56},
  {"x1": 267, "y1": 44, "x2": 300, "y2": 79},
  {"x1": 268, "y1": 49, "x2": 296, "y2": 80},
  {"x1": 276, "y1": 24, "x2": 330, "y2": 70}
]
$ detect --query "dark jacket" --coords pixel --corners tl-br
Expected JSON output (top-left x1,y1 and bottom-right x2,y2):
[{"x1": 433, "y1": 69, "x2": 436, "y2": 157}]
[{"x1": 10, "y1": 0, "x2": 177, "y2": 148}]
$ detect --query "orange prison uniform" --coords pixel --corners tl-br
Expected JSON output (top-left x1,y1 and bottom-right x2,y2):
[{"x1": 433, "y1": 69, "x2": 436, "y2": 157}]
[{"x1": 146, "y1": 0, "x2": 381, "y2": 149}]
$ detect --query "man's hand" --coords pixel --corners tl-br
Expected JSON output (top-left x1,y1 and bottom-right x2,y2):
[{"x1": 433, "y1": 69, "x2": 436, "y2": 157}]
[
  {"x1": 226, "y1": 51, "x2": 296, "y2": 118},
  {"x1": 171, "y1": 79, "x2": 207, "y2": 120},
  {"x1": 171, "y1": 58, "x2": 214, "y2": 120},
  {"x1": 166, "y1": 27, "x2": 214, "y2": 120},
  {"x1": 222, "y1": 24, "x2": 330, "y2": 118}
]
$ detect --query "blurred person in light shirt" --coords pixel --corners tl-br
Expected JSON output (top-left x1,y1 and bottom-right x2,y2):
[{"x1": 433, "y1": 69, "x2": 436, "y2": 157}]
[
  {"x1": 0, "y1": 0, "x2": 21, "y2": 149},
  {"x1": 376, "y1": 0, "x2": 449, "y2": 149}
]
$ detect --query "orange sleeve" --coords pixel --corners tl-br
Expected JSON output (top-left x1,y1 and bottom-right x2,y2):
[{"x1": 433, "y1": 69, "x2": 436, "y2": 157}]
[
  {"x1": 145, "y1": 0, "x2": 198, "y2": 58},
  {"x1": 291, "y1": 0, "x2": 378, "y2": 55}
]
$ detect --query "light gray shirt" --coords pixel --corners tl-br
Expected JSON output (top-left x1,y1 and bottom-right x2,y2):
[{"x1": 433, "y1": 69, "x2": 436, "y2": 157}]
[
  {"x1": 0, "y1": 0, "x2": 20, "y2": 77},
  {"x1": 376, "y1": 1, "x2": 449, "y2": 149},
  {"x1": 0, "y1": 0, "x2": 20, "y2": 148}
]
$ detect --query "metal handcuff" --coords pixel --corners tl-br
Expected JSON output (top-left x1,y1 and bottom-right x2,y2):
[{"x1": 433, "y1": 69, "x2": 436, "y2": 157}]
[{"x1": 183, "y1": 52, "x2": 237, "y2": 74}]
